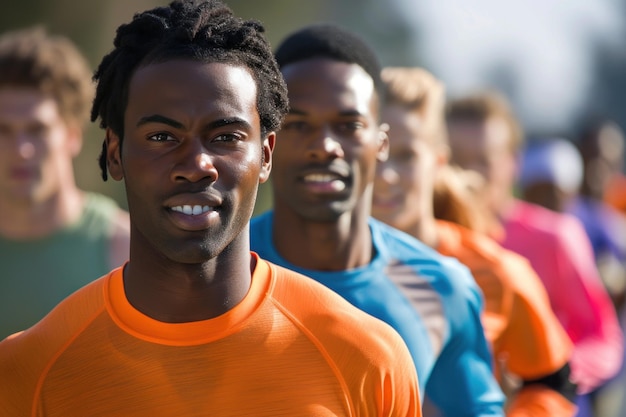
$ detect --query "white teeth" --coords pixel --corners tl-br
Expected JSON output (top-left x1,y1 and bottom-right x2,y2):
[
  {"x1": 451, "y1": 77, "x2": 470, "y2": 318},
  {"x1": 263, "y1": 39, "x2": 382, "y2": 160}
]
[
  {"x1": 304, "y1": 173, "x2": 339, "y2": 183},
  {"x1": 303, "y1": 173, "x2": 346, "y2": 191},
  {"x1": 171, "y1": 205, "x2": 212, "y2": 215}
]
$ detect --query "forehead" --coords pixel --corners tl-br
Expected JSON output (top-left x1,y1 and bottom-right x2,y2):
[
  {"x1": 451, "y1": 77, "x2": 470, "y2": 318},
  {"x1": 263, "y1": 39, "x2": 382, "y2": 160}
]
[
  {"x1": 0, "y1": 88, "x2": 60, "y2": 122},
  {"x1": 448, "y1": 116, "x2": 509, "y2": 148},
  {"x1": 383, "y1": 104, "x2": 425, "y2": 145},
  {"x1": 280, "y1": 58, "x2": 377, "y2": 117},
  {"x1": 126, "y1": 60, "x2": 259, "y2": 122}
]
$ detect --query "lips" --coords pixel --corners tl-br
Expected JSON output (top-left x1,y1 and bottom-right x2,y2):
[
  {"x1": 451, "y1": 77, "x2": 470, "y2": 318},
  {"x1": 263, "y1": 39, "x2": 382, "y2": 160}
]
[
  {"x1": 10, "y1": 166, "x2": 37, "y2": 182},
  {"x1": 164, "y1": 192, "x2": 223, "y2": 231},
  {"x1": 297, "y1": 163, "x2": 351, "y2": 194},
  {"x1": 372, "y1": 194, "x2": 403, "y2": 211},
  {"x1": 302, "y1": 172, "x2": 347, "y2": 192}
]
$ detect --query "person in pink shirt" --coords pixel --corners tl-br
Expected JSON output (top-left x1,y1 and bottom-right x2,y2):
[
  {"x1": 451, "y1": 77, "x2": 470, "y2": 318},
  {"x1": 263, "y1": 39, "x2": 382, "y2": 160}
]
[{"x1": 445, "y1": 92, "x2": 623, "y2": 416}]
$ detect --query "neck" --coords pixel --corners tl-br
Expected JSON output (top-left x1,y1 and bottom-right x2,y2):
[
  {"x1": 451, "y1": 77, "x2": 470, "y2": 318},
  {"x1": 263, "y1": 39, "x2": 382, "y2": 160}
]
[
  {"x1": 0, "y1": 186, "x2": 84, "y2": 239},
  {"x1": 405, "y1": 216, "x2": 439, "y2": 249},
  {"x1": 123, "y1": 233, "x2": 253, "y2": 323},
  {"x1": 272, "y1": 205, "x2": 373, "y2": 271}
]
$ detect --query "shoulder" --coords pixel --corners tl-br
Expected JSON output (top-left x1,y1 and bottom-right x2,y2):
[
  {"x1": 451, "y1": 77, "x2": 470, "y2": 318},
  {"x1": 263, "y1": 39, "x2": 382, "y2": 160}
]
[
  {"x1": 0, "y1": 275, "x2": 110, "y2": 407},
  {"x1": 0, "y1": 275, "x2": 108, "y2": 352},
  {"x1": 506, "y1": 200, "x2": 564, "y2": 241},
  {"x1": 369, "y1": 219, "x2": 483, "y2": 315},
  {"x1": 370, "y1": 218, "x2": 467, "y2": 272},
  {"x1": 265, "y1": 259, "x2": 414, "y2": 359},
  {"x1": 265, "y1": 259, "x2": 420, "y2": 411}
]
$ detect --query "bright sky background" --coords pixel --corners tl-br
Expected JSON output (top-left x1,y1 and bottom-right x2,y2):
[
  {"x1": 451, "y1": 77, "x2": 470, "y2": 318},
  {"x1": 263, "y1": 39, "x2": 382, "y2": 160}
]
[{"x1": 390, "y1": 0, "x2": 625, "y2": 133}]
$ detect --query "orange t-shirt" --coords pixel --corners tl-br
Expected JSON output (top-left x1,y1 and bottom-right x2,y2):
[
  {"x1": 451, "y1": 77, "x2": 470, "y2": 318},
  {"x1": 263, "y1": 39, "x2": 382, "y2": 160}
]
[
  {"x1": 436, "y1": 220, "x2": 575, "y2": 417},
  {"x1": 0, "y1": 254, "x2": 420, "y2": 417}
]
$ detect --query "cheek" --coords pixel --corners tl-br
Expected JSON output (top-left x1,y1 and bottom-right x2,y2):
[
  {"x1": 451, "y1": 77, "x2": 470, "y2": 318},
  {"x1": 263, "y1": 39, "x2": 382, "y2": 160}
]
[{"x1": 229, "y1": 150, "x2": 264, "y2": 184}]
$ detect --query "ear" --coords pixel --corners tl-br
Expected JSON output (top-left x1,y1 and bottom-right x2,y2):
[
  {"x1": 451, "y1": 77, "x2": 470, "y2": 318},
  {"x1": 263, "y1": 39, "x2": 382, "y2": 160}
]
[
  {"x1": 436, "y1": 144, "x2": 450, "y2": 167},
  {"x1": 259, "y1": 131, "x2": 276, "y2": 184},
  {"x1": 106, "y1": 128, "x2": 124, "y2": 181},
  {"x1": 376, "y1": 123, "x2": 390, "y2": 162}
]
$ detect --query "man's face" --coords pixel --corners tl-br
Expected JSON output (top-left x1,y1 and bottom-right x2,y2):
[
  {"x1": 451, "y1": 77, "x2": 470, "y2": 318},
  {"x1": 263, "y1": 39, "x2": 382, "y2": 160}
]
[
  {"x1": 447, "y1": 116, "x2": 517, "y2": 213},
  {"x1": 272, "y1": 58, "x2": 387, "y2": 222},
  {"x1": 372, "y1": 104, "x2": 441, "y2": 233},
  {"x1": 0, "y1": 88, "x2": 80, "y2": 205},
  {"x1": 107, "y1": 60, "x2": 272, "y2": 264}
]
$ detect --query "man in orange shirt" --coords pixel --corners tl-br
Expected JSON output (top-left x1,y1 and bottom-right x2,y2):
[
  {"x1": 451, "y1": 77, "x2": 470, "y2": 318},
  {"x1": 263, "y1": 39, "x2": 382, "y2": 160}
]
[
  {"x1": 0, "y1": 2, "x2": 420, "y2": 416},
  {"x1": 371, "y1": 67, "x2": 576, "y2": 416}
]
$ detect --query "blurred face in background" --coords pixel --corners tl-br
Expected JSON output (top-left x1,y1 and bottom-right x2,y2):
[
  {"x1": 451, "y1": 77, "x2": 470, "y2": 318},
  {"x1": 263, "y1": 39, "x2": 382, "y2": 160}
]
[
  {"x1": 372, "y1": 104, "x2": 443, "y2": 233},
  {"x1": 581, "y1": 123, "x2": 625, "y2": 200},
  {"x1": 447, "y1": 116, "x2": 517, "y2": 216},
  {"x1": 0, "y1": 88, "x2": 81, "y2": 206}
]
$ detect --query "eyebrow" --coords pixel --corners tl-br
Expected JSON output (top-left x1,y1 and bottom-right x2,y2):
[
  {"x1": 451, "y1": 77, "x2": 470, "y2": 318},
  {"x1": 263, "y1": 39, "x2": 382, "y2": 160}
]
[
  {"x1": 287, "y1": 108, "x2": 365, "y2": 118},
  {"x1": 136, "y1": 115, "x2": 253, "y2": 131},
  {"x1": 137, "y1": 114, "x2": 184, "y2": 129}
]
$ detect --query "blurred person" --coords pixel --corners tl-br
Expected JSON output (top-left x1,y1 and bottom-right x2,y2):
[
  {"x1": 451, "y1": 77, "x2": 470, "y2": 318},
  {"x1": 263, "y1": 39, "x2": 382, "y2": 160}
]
[
  {"x1": 432, "y1": 164, "x2": 493, "y2": 234},
  {"x1": 372, "y1": 66, "x2": 577, "y2": 417},
  {"x1": 574, "y1": 121, "x2": 626, "y2": 309},
  {"x1": 603, "y1": 175, "x2": 626, "y2": 216},
  {"x1": 0, "y1": 1, "x2": 422, "y2": 415},
  {"x1": 0, "y1": 26, "x2": 130, "y2": 339},
  {"x1": 520, "y1": 136, "x2": 626, "y2": 304},
  {"x1": 578, "y1": 120, "x2": 624, "y2": 205},
  {"x1": 446, "y1": 92, "x2": 624, "y2": 413},
  {"x1": 518, "y1": 138, "x2": 584, "y2": 213},
  {"x1": 575, "y1": 120, "x2": 626, "y2": 417},
  {"x1": 518, "y1": 136, "x2": 626, "y2": 417},
  {"x1": 250, "y1": 24, "x2": 505, "y2": 416}
]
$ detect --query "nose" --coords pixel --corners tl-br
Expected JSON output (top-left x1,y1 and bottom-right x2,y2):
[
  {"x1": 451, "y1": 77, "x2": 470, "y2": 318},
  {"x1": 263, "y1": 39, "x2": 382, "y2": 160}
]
[
  {"x1": 306, "y1": 127, "x2": 344, "y2": 160},
  {"x1": 172, "y1": 141, "x2": 218, "y2": 183}
]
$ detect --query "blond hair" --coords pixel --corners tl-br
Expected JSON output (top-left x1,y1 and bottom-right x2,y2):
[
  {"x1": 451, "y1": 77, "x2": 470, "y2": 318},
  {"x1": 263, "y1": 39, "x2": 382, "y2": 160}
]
[{"x1": 381, "y1": 66, "x2": 447, "y2": 147}]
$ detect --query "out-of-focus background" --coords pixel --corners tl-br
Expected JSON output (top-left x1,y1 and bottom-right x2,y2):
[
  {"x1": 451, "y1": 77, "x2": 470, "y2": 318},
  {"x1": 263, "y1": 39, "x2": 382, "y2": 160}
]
[{"x1": 3, "y1": 0, "x2": 624, "y2": 214}]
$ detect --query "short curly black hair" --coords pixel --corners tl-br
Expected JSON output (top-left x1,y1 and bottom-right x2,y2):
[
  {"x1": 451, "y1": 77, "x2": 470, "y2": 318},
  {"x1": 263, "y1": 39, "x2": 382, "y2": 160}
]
[
  {"x1": 91, "y1": 0, "x2": 289, "y2": 180},
  {"x1": 274, "y1": 23, "x2": 384, "y2": 98}
]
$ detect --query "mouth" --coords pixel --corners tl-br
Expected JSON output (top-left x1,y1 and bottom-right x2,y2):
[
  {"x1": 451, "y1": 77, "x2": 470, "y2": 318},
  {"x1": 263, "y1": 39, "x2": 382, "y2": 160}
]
[
  {"x1": 164, "y1": 193, "x2": 223, "y2": 231},
  {"x1": 170, "y1": 205, "x2": 215, "y2": 216},
  {"x1": 301, "y1": 172, "x2": 347, "y2": 192},
  {"x1": 372, "y1": 194, "x2": 403, "y2": 210}
]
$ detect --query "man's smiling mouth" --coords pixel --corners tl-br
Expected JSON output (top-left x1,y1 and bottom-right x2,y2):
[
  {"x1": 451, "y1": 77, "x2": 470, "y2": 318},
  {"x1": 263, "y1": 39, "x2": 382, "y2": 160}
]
[{"x1": 171, "y1": 205, "x2": 214, "y2": 215}]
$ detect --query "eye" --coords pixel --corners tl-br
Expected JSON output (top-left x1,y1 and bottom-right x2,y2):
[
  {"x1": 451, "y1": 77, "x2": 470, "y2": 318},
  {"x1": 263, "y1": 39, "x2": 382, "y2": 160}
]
[
  {"x1": 282, "y1": 120, "x2": 310, "y2": 133},
  {"x1": 336, "y1": 121, "x2": 364, "y2": 133},
  {"x1": 26, "y1": 123, "x2": 48, "y2": 137},
  {"x1": 213, "y1": 133, "x2": 242, "y2": 143},
  {"x1": 148, "y1": 132, "x2": 176, "y2": 142}
]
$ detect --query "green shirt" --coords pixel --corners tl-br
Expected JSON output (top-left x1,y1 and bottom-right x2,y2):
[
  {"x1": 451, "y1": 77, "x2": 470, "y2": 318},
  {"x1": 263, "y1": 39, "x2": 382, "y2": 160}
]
[{"x1": 0, "y1": 193, "x2": 122, "y2": 339}]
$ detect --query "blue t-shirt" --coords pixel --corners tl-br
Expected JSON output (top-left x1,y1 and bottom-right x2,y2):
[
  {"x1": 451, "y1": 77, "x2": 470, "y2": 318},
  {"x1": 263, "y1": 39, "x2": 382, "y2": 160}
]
[{"x1": 250, "y1": 212, "x2": 504, "y2": 416}]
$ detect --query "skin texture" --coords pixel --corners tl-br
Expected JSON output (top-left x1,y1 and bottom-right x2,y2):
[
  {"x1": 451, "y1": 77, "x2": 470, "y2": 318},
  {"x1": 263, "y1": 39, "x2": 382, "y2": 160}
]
[
  {"x1": 447, "y1": 116, "x2": 518, "y2": 219},
  {"x1": 105, "y1": 60, "x2": 274, "y2": 323},
  {"x1": 271, "y1": 57, "x2": 388, "y2": 271}
]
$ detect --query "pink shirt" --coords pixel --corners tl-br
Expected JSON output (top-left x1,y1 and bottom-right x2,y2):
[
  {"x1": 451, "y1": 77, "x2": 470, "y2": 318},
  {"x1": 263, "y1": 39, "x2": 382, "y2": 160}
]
[{"x1": 498, "y1": 199, "x2": 623, "y2": 394}]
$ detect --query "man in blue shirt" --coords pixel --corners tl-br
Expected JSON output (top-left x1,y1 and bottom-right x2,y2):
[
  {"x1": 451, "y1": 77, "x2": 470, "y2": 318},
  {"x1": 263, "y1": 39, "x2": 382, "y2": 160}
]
[{"x1": 250, "y1": 23, "x2": 505, "y2": 416}]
